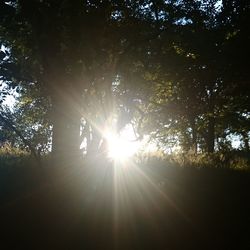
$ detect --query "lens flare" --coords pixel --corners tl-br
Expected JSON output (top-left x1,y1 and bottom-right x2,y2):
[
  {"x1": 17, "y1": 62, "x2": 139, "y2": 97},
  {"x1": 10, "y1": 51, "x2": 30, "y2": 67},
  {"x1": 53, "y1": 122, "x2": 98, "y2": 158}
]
[{"x1": 104, "y1": 132, "x2": 138, "y2": 161}]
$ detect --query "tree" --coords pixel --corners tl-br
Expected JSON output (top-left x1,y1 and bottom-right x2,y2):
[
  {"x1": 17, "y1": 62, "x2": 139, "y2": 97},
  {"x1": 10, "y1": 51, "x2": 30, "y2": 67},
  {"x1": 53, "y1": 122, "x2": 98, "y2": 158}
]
[
  {"x1": 1, "y1": 0, "x2": 249, "y2": 159},
  {"x1": 131, "y1": 0, "x2": 250, "y2": 154},
  {"x1": 0, "y1": 0, "x2": 159, "y2": 162}
]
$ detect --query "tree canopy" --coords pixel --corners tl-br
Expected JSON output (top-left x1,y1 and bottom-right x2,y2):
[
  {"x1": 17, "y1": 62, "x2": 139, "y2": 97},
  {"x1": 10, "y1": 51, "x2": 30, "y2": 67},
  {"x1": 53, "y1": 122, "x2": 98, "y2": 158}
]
[{"x1": 0, "y1": 0, "x2": 249, "y2": 161}]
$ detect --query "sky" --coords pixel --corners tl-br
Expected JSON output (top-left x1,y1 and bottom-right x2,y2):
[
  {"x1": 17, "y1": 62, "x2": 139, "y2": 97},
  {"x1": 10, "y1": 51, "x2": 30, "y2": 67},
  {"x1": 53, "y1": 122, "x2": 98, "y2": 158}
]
[{"x1": 0, "y1": 81, "x2": 16, "y2": 109}]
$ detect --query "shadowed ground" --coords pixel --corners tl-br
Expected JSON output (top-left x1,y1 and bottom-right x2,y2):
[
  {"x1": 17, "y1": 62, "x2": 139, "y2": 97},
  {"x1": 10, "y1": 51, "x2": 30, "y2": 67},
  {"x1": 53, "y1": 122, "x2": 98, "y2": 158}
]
[{"x1": 0, "y1": 160, "x2": 250, "y2": 249}]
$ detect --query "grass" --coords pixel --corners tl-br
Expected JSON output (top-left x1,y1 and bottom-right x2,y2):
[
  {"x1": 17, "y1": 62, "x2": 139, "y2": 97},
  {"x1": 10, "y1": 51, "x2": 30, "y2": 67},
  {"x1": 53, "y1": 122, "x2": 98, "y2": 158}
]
[
  {"x1": 0, "y1": 148, "x2": 250, "y2": 249},
  {"x1": 136, "y1": 149, "x2": 250, "y2": 170}
]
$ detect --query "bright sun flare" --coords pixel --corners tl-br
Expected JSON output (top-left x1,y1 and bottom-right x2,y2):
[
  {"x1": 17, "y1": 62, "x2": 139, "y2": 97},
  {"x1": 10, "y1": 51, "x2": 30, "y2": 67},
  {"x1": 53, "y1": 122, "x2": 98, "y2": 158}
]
[
  {"x1": 104, "y1": 130, "x2": 139, "y2": 161},
  {"x1": 105, "y1": 133, "x2": 134, "y2": 160}
]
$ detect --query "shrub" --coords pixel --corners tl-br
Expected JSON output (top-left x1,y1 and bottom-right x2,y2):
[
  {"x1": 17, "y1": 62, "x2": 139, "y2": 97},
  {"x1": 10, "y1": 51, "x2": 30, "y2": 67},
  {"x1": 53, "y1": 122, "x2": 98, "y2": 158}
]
[{"x1": 0, "y1": 142, "x2": 30, "y2": 167}]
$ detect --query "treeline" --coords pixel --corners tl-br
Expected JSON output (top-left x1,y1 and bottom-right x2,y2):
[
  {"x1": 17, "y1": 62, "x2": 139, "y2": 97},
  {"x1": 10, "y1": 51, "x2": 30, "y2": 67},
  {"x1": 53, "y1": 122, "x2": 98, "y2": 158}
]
[{"x1": 0, "y1": 0, "x2": 249, "y2": 159}]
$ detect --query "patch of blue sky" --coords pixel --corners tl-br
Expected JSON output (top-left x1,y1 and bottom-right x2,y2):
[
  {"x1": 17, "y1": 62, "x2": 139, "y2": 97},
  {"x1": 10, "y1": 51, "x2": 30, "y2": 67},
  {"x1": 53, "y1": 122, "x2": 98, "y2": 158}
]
[{"x1": 0, "y1": 81, "x2": 17, "y2": 109}]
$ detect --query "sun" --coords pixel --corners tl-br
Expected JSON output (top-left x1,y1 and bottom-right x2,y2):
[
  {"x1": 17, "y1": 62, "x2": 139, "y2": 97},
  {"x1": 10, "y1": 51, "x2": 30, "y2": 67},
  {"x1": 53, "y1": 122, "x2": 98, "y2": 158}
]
[
  {"x1": 105, "y1": 133, "x2": 135, "y2": 161},
  {"x1": 104, "y1": 129, "x2": 139, "y2": 161}
]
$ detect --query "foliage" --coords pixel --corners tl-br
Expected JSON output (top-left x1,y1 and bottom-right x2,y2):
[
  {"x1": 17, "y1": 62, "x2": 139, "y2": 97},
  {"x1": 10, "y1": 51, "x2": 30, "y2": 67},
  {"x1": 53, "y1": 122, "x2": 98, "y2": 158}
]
[
  {"x1": 0, "y1": 89, "x2": 51, "y2": 157},
  {"x1": 0, "y1": 142, "x2": 30, "y2": 167},
  {"x1": 130, "y1": 0, "x2": 250, "y2": 153},
  {"x1": 0, "y1": 0, "x2": 249, "y2": 158}
]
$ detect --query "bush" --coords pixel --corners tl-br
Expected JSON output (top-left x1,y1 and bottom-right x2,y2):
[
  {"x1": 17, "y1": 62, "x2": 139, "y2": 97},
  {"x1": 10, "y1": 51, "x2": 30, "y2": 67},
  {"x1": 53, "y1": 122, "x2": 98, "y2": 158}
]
[{"x1": 0, "y1": 142, "x2": 31, "y2": 168}]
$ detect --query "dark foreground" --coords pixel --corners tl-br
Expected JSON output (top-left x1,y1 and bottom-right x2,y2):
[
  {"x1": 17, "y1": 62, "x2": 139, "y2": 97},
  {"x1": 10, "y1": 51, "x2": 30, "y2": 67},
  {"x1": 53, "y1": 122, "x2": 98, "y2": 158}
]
[{"x1": 0, "y1": 160, "x2": 250, "y2": 250}]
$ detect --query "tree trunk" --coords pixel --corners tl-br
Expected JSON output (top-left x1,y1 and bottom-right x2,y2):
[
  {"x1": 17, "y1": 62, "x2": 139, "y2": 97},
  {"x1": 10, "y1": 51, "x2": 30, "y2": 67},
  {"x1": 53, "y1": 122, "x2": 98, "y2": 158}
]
[
  {"x1": 51, "y1": 89, "x2": 81, "y2": 165},
  {"x1": 207, "y1": 116, "x2": 215, "y2": 153},
  {"x1": 242, "y1": 132, "x2": 250, "y2": 152},
  {"x1": 190, "y1": 116, "x2": 197, "y2": 153},
  {"x1": 87, "y1": 125, "x2": 102, "y2": 157},
  {"x1": 181, "y1": 131, "x2": 191, "y2": 153},
  {"x1": 206, "y1": 87, "x2": 215, "y2": 153}
]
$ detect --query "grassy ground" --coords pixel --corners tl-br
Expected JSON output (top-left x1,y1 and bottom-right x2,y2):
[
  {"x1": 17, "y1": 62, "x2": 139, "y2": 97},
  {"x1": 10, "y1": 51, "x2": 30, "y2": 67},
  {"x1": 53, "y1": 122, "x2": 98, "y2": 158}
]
[{"x1": 0, "y1": 156, "x2": 250, "y2": 249}]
